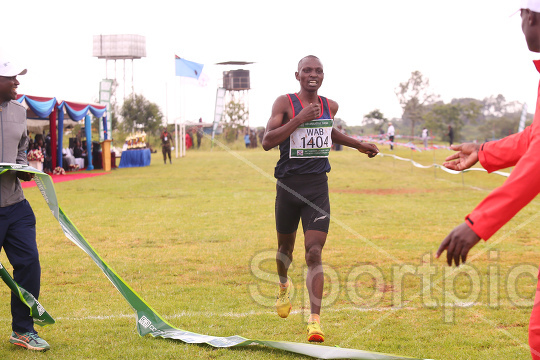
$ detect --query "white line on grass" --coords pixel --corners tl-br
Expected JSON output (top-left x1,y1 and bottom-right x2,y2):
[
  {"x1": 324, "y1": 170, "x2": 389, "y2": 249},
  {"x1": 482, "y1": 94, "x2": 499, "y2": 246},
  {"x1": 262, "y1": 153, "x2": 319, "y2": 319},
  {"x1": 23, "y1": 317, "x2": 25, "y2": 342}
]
[{"x1": 0, "y1": 301, "x2": 524, "y2": 323}]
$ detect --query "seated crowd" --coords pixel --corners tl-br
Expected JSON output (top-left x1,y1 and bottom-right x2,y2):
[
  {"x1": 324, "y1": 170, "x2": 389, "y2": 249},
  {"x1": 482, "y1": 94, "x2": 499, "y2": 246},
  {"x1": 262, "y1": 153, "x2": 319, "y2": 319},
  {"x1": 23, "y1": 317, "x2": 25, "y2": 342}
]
[
  {"x1": 27, "y1": 134, "x2": 88, "y2": 172},
  {"x1": 62, "y1": 140, "x2": 85, "y2": 171}
]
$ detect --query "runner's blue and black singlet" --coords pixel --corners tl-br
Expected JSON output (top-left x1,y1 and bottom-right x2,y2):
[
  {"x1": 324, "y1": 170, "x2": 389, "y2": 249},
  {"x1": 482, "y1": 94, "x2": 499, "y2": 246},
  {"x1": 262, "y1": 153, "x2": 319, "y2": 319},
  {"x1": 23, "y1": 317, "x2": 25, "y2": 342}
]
[{"x1": 273, "y1": 94, "x2": 332, "y2": 179}]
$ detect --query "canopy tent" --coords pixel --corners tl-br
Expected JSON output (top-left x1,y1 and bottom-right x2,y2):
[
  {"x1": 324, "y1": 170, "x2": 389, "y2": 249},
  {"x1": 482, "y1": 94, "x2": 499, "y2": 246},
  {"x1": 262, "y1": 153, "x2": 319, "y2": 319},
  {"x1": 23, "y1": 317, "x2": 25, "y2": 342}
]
[
  {"x1": 26, "y1": 119, "x2": 79, "y2": 134},
  {"x1": 16, "y1": 94, "x2": 107, "y2": 171}
]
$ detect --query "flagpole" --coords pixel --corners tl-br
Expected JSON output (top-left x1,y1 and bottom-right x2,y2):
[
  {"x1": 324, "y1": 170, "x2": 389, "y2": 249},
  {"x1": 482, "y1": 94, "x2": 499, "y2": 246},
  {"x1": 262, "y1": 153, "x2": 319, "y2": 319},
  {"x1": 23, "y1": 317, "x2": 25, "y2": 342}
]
[
  {"x1": 175, "y1": 76, "x2": 180, "y2": 159},
  {"x1": 181, "y1": 123, "x2": 185, "y2": 157},
  {"x1": 165, "y1": 81, "x2": 169, "y2": 129},
  {"x1": 174, "y1": 55, "x2": 204, "y2": 157},
  {"x1": 181, "y1": 76, "x2": 185, "y2": 158}
]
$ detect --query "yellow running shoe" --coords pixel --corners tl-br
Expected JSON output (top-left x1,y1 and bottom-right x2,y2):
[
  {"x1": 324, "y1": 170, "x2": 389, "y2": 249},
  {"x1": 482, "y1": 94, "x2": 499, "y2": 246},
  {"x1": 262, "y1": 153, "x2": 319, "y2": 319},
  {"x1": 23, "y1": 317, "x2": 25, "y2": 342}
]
[
  {"x1": 307, "y1": 321, "x2": 324, "y2": 343},
  {"x1": 275, "y1": 278, "x2": 292, "y2": 318}
]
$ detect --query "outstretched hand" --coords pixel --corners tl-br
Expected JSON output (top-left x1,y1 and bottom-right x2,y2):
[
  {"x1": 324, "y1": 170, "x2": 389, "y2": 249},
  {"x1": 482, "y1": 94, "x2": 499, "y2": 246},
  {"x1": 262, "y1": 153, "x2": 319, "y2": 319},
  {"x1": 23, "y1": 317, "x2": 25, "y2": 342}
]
[
  {"x1": 436, "y1": 222, "x2": 481, "y2": 266},
  {"x1": 443, "y1": 143, "x2": 481, "y2": 171},
  {"x1": 358, "y1": 142, "x2": 379, "y2": 158}
]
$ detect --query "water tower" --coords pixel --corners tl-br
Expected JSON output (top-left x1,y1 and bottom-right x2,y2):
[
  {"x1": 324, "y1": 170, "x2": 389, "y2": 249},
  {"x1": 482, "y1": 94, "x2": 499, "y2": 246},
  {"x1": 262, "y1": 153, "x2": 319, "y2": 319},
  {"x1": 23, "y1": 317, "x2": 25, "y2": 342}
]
[
  {"x1": 93, "y1": 34, "x2": 146, "y2": 140},
  {"x1": 93, "y1": 34, "x2": 146, "y2": 100}
]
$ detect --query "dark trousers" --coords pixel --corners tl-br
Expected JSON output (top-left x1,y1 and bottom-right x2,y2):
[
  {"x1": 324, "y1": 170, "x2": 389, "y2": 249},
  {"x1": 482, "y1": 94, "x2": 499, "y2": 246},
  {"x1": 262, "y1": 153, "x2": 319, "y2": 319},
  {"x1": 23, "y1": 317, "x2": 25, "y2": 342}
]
[
  {"x1": 389, "y1": 135, "x2": 395, "y2": 150},
  {"x1": 162, "y1": 146, "x2": 171, "y2": 163},
  {"x1": 0, "y1": 200, "x2": 40, "y2": 333}
]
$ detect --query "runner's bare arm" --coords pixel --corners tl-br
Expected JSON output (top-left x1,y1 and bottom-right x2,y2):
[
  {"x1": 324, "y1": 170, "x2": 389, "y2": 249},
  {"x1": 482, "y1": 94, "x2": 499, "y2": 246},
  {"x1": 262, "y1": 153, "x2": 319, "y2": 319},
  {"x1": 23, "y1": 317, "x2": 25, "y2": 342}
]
[
  {"x1": 331, "y1": 129, "x2": 379, "y2": 157},
  {"x1": 327, "y1": 99, "x2": 379, "y2": 157},
  {"x1": 262, "y1": 95, "x2": 321, "y2": 150},
  {"x1": 328, "y1": 99, "x2": 339, "y2": 119}
]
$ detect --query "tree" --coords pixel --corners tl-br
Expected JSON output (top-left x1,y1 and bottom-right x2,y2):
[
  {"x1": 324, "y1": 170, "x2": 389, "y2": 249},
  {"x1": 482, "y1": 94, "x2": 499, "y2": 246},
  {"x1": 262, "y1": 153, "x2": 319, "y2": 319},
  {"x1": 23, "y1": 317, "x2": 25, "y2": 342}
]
[
  {"x1": 424, "y1": 103, "x2": 462, "y2": 140},
  {"x1": 450, "y1": 98, "x2": 483, "y2": 125},
  {"x1": 423, "y1": 100, "x2": 483, "y2": 142},
  {"x1": 223, "y1": 97, "x2": 249, "y2": 143},
  {"x1": 109, "y1": 102, "x2": 119, "y2": 131},
  {"x1": 109, "y1": 79, "x2": 120, "y2": 131},
  {"x1": 482, "y1": 94, "x2": 524, "y2": 120},
  {"x1": 482, "y1": 94, "x2": 507, "y2": 117},
  {"x1": 334, "y1": 117, "x2": 347, "y2": 128},
  {"x1": 363, "y1": 109, "x2": 387, "y2": 132},
  {"x1": 120, "y1": 94, "x2": 163, "y2": 135},
  {"x1": 395, "y1": 71, "x2": 438, "y2": 137},
  {"x1": 479, "y1": 113, "x2": 522, "y2": 141}
]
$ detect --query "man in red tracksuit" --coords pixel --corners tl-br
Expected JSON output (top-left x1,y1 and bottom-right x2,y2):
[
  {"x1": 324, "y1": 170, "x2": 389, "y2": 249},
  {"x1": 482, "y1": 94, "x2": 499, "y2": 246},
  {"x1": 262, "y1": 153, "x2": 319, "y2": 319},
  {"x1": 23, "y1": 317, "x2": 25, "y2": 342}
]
[{"x1": 436, "y1": 3, "x2": 540, "y2": 359}]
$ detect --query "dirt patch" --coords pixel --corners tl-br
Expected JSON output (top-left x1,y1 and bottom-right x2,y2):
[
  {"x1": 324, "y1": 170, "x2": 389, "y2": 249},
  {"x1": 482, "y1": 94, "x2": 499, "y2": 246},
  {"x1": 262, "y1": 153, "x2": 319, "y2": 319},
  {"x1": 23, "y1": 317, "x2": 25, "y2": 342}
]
[{"x1": 330, "y1": 188, "x2": 433, "y2": 195}]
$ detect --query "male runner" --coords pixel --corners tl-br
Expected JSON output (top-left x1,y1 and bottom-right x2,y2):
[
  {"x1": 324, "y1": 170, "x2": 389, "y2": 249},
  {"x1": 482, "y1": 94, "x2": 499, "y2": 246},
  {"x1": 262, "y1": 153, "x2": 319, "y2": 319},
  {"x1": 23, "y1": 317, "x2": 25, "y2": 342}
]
[{"x1": 262, "y1": 55, "x2": 379, "y2": 342}]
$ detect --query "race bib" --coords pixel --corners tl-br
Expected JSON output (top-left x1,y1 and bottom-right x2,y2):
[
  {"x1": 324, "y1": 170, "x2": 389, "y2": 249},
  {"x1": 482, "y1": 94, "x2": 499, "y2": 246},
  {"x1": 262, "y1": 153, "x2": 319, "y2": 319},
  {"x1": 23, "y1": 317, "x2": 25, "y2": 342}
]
[{"x1": 290, "y1": 119, "x2": 333, "y2": 158}]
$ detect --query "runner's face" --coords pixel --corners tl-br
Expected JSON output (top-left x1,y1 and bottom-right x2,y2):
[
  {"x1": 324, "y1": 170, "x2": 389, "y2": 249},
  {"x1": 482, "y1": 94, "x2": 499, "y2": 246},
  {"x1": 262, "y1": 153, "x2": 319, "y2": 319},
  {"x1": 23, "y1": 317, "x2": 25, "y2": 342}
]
[
  {"x1": 296, "y1": 58, "x2": 324, "y2": 92},
  {"x1": 0, "y1": 75, "x2": 19, "y2": 102}
]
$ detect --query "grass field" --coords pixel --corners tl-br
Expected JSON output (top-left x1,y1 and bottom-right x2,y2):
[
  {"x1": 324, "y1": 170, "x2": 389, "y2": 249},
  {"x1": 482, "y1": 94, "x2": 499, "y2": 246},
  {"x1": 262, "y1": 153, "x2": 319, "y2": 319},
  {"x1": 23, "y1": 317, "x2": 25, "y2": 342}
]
[{"x1": 0, "y1": 142, "x2": 538, "y2": 359}]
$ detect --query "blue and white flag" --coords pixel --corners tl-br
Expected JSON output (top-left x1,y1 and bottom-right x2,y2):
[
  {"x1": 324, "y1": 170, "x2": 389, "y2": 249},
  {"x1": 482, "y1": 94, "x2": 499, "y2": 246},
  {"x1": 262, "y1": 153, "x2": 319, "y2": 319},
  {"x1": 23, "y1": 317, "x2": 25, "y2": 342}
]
[{"x1": 175, "y1": 56, "x2": 204, "y2": 80}]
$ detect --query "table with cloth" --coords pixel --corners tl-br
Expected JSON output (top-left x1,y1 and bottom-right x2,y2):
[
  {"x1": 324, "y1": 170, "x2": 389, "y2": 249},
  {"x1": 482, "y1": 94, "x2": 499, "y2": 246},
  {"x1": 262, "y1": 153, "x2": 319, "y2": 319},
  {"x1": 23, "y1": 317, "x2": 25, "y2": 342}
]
[{"x1": 118, "y1": 149, "x2": 151, "y2": 168}]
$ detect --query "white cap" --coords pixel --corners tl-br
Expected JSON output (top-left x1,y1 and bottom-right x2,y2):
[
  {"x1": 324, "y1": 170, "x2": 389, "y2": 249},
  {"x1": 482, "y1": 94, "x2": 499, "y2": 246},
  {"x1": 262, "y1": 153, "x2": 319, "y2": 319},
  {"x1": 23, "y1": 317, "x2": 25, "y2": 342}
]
[
  {"x1": 0, "y1": 61, "x2": 27, "y2": 77},
  {"x1": 521, "y1": 0, "x2": 540, "y2": 12}
]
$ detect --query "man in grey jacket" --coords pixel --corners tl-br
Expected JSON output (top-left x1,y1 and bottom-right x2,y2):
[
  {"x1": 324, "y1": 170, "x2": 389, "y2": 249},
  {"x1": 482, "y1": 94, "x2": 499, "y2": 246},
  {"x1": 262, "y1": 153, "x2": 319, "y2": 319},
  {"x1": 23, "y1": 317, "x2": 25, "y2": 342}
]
[{"x1": 0, "y1": 60, "x2": 50, "y2": 351}]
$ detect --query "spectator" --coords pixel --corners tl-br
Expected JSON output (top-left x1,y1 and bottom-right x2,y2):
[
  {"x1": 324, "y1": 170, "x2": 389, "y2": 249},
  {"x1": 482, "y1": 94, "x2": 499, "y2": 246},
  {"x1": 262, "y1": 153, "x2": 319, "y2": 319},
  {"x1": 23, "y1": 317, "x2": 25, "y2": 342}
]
[
  {"x1": 387, "y1": 122, "x2": 395, "y2": 150},
  {"x1": 258, "y1": 129, "x2": 264, "y2": 145},
  {"x1": 43, "y1": 132, "x2": 52, "y2": 173},
  {"x1": 160, "y1": 127, "x2": 172, "y2": 164},
  {"x1": 197, "y1": 118, "x2": 203, "y2": 149},
  {"x1": 73, "y1": 140, "x2": 85, "y2": 159},
  {"x1": 422, "y1": 127, "x2": 429, "y2": 149},
  {"x1": 250, "y1": 130, "x2": 257, "y2": 148},
  {"x1": 185, "y1": 131, "x2": 193, "y2": 149},
  {"x1": 27, "y1": 132, "x2": 34, "y2": 152},
  {"x1": 447, "y1": 125, "x2": 454, "y2": 146},
  {"x1": 62, "y1": 147, "x2": 77, "y2": 171}
]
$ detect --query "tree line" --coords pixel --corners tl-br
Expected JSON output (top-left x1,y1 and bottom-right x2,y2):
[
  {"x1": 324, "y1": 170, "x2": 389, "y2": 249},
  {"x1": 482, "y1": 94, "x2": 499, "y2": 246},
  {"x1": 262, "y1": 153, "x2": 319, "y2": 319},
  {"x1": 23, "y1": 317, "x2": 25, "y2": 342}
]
[{"x1": 360, "y1": 71, "x2": 533, "y2": 143}]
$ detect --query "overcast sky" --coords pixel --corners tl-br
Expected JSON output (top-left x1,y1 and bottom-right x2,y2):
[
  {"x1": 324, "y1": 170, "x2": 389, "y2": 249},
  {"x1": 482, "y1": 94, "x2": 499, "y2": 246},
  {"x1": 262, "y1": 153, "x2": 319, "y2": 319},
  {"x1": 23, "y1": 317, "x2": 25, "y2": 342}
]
[{"x1": 1, "y1": 0, "x2": 536, "y2": 129}]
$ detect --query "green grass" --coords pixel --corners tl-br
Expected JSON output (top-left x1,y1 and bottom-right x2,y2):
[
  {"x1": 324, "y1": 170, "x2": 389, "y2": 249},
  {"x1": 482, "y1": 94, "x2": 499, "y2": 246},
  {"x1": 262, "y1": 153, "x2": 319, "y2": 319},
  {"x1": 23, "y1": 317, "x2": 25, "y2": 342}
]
[{"x1": 0, "y1": 141, "x2": 538, "y2": 359}]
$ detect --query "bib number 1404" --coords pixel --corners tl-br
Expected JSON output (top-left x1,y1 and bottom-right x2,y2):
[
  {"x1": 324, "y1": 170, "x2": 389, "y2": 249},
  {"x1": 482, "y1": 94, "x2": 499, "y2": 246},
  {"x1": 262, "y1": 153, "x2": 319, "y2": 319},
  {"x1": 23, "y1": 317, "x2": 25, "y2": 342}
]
[{"x1": 301, "y1": 135, "x2": 329, "y2": 148}]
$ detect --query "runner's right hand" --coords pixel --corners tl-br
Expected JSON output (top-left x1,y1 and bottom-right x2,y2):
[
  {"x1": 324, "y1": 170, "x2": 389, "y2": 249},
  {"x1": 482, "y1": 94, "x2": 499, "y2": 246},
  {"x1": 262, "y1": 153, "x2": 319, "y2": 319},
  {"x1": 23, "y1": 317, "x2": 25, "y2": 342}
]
[{"x1": 296, "y1": 103, "x2": 321, "y2": 124}]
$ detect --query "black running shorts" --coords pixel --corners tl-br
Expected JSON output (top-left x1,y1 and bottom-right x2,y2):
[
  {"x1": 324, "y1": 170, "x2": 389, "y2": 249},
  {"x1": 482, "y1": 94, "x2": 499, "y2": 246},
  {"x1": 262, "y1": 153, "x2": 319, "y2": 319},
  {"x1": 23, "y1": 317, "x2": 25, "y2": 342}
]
[{"x1": 275, "y1": 173, "x2": 330, "y2": 234}]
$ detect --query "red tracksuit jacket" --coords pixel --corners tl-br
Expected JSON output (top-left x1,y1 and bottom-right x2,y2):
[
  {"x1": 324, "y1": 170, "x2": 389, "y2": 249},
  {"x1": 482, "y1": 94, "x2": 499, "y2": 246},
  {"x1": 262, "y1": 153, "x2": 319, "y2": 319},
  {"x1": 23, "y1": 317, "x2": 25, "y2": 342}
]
[{"x1": 465, "y1": 60, "x2": 540, "y2": 240}]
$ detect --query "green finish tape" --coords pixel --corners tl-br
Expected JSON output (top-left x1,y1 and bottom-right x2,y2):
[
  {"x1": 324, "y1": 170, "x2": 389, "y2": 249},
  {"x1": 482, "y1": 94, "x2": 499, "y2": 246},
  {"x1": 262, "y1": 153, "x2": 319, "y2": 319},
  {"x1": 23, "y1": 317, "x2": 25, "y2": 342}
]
[{"x1": 0, "y1": 260, "x2": 55, "y2": 326}]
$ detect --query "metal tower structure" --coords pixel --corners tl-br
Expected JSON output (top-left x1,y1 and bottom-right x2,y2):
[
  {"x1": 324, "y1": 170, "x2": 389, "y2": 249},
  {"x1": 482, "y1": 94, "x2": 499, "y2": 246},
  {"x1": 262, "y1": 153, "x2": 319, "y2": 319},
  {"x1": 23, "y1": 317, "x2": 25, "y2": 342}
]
[{"x1": 216, "y1": 61, "x2": 254, "y2": 129}]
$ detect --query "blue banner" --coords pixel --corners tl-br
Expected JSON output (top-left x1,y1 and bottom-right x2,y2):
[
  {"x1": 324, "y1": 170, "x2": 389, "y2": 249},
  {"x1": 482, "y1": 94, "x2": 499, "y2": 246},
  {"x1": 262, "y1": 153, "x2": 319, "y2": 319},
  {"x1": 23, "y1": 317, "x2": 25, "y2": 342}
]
[{"x1": 175, "y1": 56, "x2": 204, "y2": 79}]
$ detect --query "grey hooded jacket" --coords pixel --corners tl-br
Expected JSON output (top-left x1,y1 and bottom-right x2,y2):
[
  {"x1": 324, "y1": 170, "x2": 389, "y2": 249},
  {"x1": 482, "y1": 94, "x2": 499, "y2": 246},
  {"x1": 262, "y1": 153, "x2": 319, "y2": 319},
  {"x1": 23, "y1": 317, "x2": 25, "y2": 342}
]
[{"x1": 0, "y1": 99, "x2": 29, "y2": 207}]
